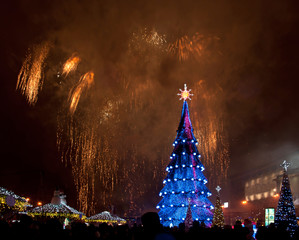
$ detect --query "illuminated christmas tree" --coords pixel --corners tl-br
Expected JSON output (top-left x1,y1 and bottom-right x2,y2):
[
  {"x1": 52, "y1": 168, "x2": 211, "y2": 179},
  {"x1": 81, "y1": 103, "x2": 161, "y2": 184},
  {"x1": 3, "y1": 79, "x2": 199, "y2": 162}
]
[
  {"x1": 212, "y1": 186, "x2": 224, "y2": 228},
  {"x1": 156, "y1": 84, "x2": 213, "y2": 227},
  {"x1": 185, "y1": 198, "x2": 193, "y2": 229},
  {"x1": 274, "y1": 160, "x2": 298, "y2": 238}
]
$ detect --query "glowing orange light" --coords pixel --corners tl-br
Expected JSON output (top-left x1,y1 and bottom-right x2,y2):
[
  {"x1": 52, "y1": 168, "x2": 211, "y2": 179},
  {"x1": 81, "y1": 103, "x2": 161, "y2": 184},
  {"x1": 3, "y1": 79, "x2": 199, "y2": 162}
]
[
  {"x1": 242, "y1": 200, "x2": 247, "y2": 205},
  {"x1": 273, "y1": 194, "x2": 279, "y2": 198},
  {"x1": 69, "y1": 71, "x2": 94, "y2": 115},
  {"x1": 37, "y1": 201, "x2": 42, "y2": 206},
  {"x1": 182, "y1": 91, "x2": 189, "y2": 100},
  {"x1": 16, "y1": 42, "x2": 50, "y2": 105},
  {"x1": 26, "y1": 198, "x2": 30, "y2": 202},
  {"x1": 221, "y1": 205, "x2": 225, "y2": 208},
  {"x1": 178, "y1": 84, "x2": 193, "y2": 101},
  {"x1": 62, "y1": 54, "x2": 81, "y2": 77}
]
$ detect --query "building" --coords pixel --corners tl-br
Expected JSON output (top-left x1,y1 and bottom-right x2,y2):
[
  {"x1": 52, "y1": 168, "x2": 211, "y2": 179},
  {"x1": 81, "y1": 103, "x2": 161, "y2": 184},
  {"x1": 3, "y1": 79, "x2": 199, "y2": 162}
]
[{"x1": 244, "y1": 164, "x2": 299, "y2": 223}]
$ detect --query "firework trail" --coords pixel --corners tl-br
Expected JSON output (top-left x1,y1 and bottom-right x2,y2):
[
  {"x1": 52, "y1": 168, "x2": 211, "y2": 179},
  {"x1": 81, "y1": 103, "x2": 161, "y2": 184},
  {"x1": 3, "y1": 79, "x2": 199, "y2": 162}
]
[
  {"x1": 99, "y1": 99, "x2": 122, "y2": 124},
  {"x1": 168, "y1": 33, "x2": 218, "y2": 61},
  {"x1": 69, "y1": 71, "x2": 94, "y2": 115},
  {"x1": 192, "y1": 81, "x2": 229, "y2": 187},
  {"x1": 16, "y1": 42, "x2": 51, "y2": 105},
  {"x1": 168, "y1": 34, "x2": 202, "y2": 61},
  {"x1": 72, "y1": 131, "x2": 97, "y2": 214},
  {"x1": 62, "y1": 54, "x2": 81, "y2": 77},
  {"x1": 17, "y1": 27, "x2": 227, "y2": 217},
  {"x1": 57, "y1": 99, "x2": 121, "y2": 215},
  {"x1": 128, "y1": 79, "x2": 155, "y2": 111},
  {"x1": 130, "y1": 27, "x2": 167, "y2": 47},
  {"x1": 129, "y1": 27, "x2": 167, "y2": 56},
  {"x1": 68, "y1": 123, "x2": 98, "y2": 215}
]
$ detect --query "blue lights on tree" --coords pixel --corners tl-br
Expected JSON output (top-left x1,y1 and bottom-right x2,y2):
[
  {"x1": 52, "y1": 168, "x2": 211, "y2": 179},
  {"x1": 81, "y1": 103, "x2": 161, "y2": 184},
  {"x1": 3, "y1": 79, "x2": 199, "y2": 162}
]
[
  {"x1": 156, "y1": 84, "x2": 213, "y2": 227},
  {"x1": 274, "y1": 160, "x2": 298, "y2": 238}
]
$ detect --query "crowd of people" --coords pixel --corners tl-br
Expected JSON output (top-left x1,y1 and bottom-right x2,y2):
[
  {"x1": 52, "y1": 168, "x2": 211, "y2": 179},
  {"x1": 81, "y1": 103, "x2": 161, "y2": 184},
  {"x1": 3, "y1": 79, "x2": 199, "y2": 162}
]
[{"x1": 0, "y1": 212, "x2": 297, "y2": 240}]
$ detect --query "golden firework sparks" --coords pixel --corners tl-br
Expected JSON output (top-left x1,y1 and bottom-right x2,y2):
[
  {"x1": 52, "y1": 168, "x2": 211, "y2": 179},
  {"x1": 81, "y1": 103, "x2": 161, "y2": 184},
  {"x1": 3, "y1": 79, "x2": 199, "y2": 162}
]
[
  {"x1": 192, "y1": 81, "x2": 230, "y2": 187},
  {"x1": 19, "y1": 28, "x2": 224, "y2": 217},
  {"x1": 16, "y1": 42, "x2": 50, "y2": 105},
  {"x1": 69, "y1": 71, "x2": 94, "y2": 115},
  {"x1": 69, "y1": 87, "x2": 83, "y2": 115},
  {"x1": 57, "y1": 101, "x2": 120, "y2": 215},
  {"x1": 168, "y1": 33, "x2": 210, "y2": 61},
  {"x1": 129, "y1": 27, "x2": 167, "y2": 54},
  {"x1": 143, "y1": 29, "x2": 167, "y2": 46},
  {"x1": 81, "y1": 71, "x2": 94, "y2": 88},
  {"x1": 62, "y1": 54, "x2": 81, "y2": 77}
]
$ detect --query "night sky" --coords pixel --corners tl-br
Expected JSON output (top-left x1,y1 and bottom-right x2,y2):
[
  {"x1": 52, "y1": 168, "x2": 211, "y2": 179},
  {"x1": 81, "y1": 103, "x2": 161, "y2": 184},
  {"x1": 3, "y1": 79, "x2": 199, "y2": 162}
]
[{"x1": 1, "y1": 0, "x2": 299, "y2": 215}]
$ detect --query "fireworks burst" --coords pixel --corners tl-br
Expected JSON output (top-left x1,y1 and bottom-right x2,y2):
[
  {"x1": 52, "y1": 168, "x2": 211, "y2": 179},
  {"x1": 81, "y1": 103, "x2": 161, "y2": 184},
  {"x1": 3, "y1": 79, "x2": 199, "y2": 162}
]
[
  {"x1": 192, "y1": 81, "x2": 229, "y2": 186},
  {"x1": 72, "y1": 127, "x2": 98, "y2": 214},
  {"x1": 62, "y1": 54, "x2": 81, "y2": 77},
  {"x1": 129, "y1": 28, "x2": 167, "y2": 55},
  {"x1": 69, "y1": 71, "x2": 94, "y2": 115},
  {"x1": 16, "y1": 42, "x2": 51, "y2": 105},
  {"x1": 168, "y1": 33, "x2": 218, "y2": 61},
  {"x1": 17, "y1": 26, "x2": 227, "y2": 216},
  {"x1": 57, "y1": 103, "x2": 120, "y2": 215}
]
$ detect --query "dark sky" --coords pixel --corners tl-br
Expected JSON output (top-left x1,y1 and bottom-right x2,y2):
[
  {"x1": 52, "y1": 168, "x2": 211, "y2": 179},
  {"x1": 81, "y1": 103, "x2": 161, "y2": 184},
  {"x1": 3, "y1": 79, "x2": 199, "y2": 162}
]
[{"x1": 1, "y1": 0, "x2": 299, "y2": 214}]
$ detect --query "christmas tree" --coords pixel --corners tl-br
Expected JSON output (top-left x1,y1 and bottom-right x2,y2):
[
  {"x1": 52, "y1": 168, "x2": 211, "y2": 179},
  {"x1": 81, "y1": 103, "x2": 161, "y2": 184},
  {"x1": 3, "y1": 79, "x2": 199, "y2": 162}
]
[
  {"x1": 185, "y1": 198, "x2": 193, "y2": 230},
  {"x1": 212, "y1": 186, "x2": 224, "y2": 228},
  {"x1": 156, "y1": 84, "x2": 214, "y2": 227},
  {"x1": 274, "y1": 160, "x2": 298, "y2": 238}
]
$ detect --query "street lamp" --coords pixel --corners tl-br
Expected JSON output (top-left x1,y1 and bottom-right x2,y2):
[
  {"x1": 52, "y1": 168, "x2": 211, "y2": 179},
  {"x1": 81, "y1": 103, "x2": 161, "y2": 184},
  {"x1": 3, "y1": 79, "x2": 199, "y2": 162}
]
[{"x1": 37, "y1": 201, "x2": 44, "y2": 219}]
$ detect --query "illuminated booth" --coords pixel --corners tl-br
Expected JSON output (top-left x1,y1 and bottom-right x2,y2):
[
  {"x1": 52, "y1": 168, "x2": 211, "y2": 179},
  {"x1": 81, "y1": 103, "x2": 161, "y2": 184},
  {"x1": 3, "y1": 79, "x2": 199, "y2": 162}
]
[
  {"x1": 86, "y1": 211, "x2": 126, "y2": 225},
  {"x1": 0, "y1": 187, "x2": 31, "y2": 216},
  {"x1": 27, "y1": 190, "x2": 85, "y2": 221}
]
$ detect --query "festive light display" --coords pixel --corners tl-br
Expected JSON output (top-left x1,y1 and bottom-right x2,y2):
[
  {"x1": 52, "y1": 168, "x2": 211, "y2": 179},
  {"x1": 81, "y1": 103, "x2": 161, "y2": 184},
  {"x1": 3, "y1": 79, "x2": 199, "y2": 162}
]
[
  {"x1": 86, "y1": 211, "x2": 126, "y2": 224},
  {"x1": 177, "y1": 84, "x2": 193, "y2": 101},
  {"x1": 0, "y1": 187, "x2": 31, "y2": 214},
  {"x1": 184, "y1": 198, "x2": 193, "y2": 229},
  {"x1": 16, "y1": 28, "x2": 226, "y2": 216},
  {"x1": 156, "y1": 85, "x2": 213, "y2": 227},
  {"x1": 274, "y1": 160, "x2": 298, "y2": 238},
  {"x1": 28, "y1": 203, "x2": 85, "y2": 220},
  {"x1": 28, "y1": 190, "x2": 85, "y2": 220},
  {"x1": 212, "y1": 186, "x2": 224, "y2": 228}
]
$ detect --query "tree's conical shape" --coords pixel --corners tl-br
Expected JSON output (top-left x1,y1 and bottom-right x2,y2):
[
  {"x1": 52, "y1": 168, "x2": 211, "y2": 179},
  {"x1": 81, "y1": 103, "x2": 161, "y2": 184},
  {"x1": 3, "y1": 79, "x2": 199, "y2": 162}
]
[
  {"x1": 212, "y1": 194, "x2": 224, "y2": 228},
  {"x1": 157, "y1": 100, "x2": 213, "y2": 227},
  {"x1": 185, "y1": 201, "x2": 193, "y2": 229},
  {"x1": 274, "y1": 167, "x2": 298, "y2": 238},
  {"x1": 177, "y1": 101, "x2": 195, "y2": 140}
]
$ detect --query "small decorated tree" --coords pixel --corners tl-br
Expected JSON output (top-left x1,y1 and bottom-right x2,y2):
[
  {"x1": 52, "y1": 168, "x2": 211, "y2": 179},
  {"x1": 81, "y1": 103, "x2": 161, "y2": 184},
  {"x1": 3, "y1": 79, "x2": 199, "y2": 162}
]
[
  {"x1": 212, "y1": 186, "x2": 224, "y2": 228},
  {"x1": 274, "y1": 160, "x2": 298, "y2": 238},
  {"x1": 185, "y1": 198, "x2": 193, "y2": 229}
]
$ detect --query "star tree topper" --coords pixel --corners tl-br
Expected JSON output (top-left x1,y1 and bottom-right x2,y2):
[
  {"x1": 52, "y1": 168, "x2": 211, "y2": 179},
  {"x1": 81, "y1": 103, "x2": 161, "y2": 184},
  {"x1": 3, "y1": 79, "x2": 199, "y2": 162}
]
[
  {"x1": 178, "y1": 84, "x2": 193, "y2": 101},
  {"x1": 216, "y1": 186, "x2": 221, "y2": 194},
  {"x1": 280, "y1": 160, "x2": 290, "y2": 172}
]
